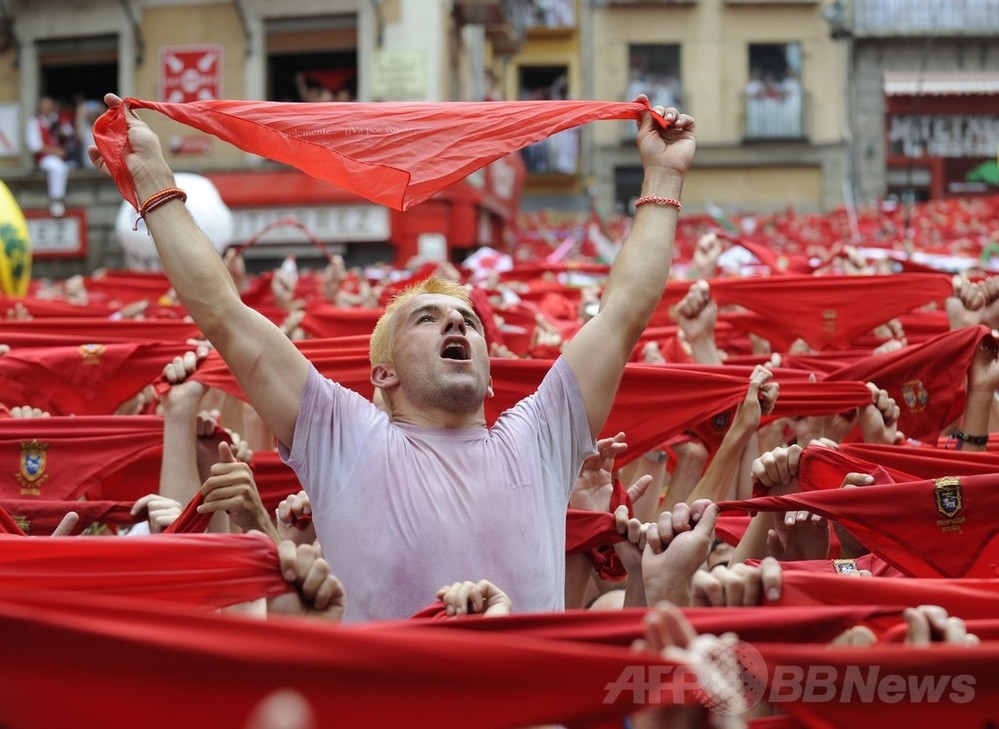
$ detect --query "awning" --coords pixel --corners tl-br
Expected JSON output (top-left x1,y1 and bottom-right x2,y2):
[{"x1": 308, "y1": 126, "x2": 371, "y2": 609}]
[{"x1": 884, "y1": 71, "x2": 999, "y2": 96}]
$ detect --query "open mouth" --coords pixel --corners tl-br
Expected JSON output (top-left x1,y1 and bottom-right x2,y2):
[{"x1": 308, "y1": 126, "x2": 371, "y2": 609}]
[{"x1": 440, "y1": 340, "x2": 470, "y2": 361}]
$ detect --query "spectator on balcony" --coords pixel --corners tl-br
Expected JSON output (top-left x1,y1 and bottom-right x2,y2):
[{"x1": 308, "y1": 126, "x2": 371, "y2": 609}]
[
  {"x1": 25, "y1": 96, "x2": 77, "y2": 217},
  {"x1": 746, "y1": 67, "x2": 766, "y2": 101},
  {"x1": 295, "y1": 72, "x2": 335, "y2": 103}
]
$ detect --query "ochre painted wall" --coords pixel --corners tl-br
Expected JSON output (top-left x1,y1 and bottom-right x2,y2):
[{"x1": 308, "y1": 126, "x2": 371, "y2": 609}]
[
  {"x1": 137, "y1": 4, "x2": 247, "y2": 171},
  {"x1": 684, "y1": 165, "x2": 823, "y2": 211},
  {"x1": 592, "y1": 5, "x2": 843, "y2": 148}
]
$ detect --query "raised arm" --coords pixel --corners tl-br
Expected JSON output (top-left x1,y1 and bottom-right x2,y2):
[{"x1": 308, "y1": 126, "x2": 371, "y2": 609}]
[
  {"x1": 561, "y1": 99, "x2": 695, "y2": 436},
  {"x1": 88, "y1": 94, "x2": 308, "y2": 448}
]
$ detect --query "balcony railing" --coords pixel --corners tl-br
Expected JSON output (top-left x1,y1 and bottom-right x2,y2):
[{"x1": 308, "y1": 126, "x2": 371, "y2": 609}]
[
  {"x1": 853, "y1": 0, "x2": 999, "y2": 35},
  {"x1": 744, "y1": 91, "x2": 804, "y2": 140},
  {"x1": 510, "y1": 0, "x2": 575, "y2": 30},
  {"x1": 521, "y1": 129, "x2": 580, "y2": 174}
]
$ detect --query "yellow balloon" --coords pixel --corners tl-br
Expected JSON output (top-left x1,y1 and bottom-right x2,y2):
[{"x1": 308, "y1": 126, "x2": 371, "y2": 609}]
[{"x1": 0, "y1": 180, "x2": 31, "y2": 297}]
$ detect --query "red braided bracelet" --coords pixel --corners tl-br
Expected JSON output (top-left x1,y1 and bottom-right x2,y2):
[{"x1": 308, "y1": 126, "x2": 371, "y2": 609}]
[
  {"x1": 634, "y1": 195, "x2": 682, "y2": 211},
  {"x1": 133, "y1": 187, "x2": 188, "y2": 230}
]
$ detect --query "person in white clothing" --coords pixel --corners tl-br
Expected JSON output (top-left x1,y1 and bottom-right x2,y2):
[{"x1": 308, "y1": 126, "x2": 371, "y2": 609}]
[
  {"x1": 87, "y1": 91, "x2": 696, "y2": 621},
  {"x1": 25, "y1": 96, "x2": 76, "y2": 217}
]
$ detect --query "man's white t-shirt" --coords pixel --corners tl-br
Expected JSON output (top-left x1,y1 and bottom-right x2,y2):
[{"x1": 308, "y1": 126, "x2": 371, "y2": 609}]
[{"x1": 280, "y1": 356, "x2": 594, "y2": 622}]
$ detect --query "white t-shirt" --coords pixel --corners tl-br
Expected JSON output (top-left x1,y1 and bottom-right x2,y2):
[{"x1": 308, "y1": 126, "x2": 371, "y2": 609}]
[{"x1": 280, "y1": 356, "x2": 594, "y2": 622}]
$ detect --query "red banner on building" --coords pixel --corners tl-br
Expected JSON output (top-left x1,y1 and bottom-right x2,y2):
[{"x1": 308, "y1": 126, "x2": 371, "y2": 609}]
[{"x1": 159, "y1": 45, "x2": 223, "y2": 103}]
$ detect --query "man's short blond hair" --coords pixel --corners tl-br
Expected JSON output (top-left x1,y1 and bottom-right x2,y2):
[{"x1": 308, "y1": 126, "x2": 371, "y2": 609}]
[{"x1": 369, "y1": 275, "x2": 472, "y2": 366}]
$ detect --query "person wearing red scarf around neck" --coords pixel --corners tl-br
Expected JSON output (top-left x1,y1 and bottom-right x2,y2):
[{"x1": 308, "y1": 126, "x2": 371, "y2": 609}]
[{"x1": 88, "y1": 93, "x2": 696, "y2": 622}]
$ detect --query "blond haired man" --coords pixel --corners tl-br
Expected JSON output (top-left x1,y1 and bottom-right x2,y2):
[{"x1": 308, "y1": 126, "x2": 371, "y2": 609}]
[{"x1": 89, "y1": 93, "x2": 695, "y2": 621}]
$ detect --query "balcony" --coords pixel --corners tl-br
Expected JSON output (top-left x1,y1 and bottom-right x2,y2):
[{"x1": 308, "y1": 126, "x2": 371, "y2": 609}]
[
  {"x1": 510, "y1": 0, "x2": 576, "y2": 34},
  {"x1": 853, "y1": 0, "x2": 999, "y2": 36},
  {"x1": 744, "y1": 89, "x2": 804, "y2": 140},
  {"x1": 521, "y1": 129, "x2": 580, "y2": 176}
]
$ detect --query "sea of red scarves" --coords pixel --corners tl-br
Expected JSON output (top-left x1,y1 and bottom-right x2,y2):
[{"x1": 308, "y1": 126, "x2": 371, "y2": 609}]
[{"x1": 8, "y1": 104, "x2": 999, "y2": 725}]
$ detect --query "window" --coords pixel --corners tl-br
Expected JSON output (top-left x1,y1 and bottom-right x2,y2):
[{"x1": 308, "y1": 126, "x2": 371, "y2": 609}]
[
  {"x1": 36, "y1": 35, "x2": 118, "y2": 169},
  {"x1": 745, "y1": 43, "x2": 802, "y2": 139},
  {"x1": 519, "y1": 65, "x2": 578, "y2": 174},
  {"x1": 627, "y1": 44, "x2": 682, "y2": 109},
  {"x1": 613, "y1": 166, "x2": 645, "y2": 215},
  {"x1": 266, "y1": 15, "x2": 357, "y2": 102}
]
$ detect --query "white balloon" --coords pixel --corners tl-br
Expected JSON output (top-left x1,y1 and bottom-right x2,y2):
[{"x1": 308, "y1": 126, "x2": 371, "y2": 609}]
[{"x1": 115, "y1": 172, "x2": 234, "y2": 271}]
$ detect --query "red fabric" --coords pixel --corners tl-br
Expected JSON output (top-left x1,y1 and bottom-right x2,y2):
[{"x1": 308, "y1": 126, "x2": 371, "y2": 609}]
[
  {"x1": 192, "y1": 339, "x2": 868, "y2": 469},
  {"x1": 0, "y1": 531, "x2": 287, "y2": 607},
  {"x1": 300, "y1": 305, "x2": 384, "y2": 339},
  {"x1": 755, "y1": 642, "x2": 999, "y2": 727},
  {"x1": 0, "y1": 294, "x2": 115, "y2": 318},
  {"x1": 652, "y1": 274, "x2": 952, "y2": 349},
  {"x1": 774, "y1": 572, "x2": 999, "y2": 617},
  {"x1": 565, "y1": 510, "x2": 619, "y2": 553},
  {"x1": 82, "y1": 270, "x2": 173, "y2": 302},
  {"x1": 840, "y1": 442, "x2": 999, "y2": 479},
  {"x1": 825, "y1": 324, "x2": 992, "y2": 442},
  {"x1": 187, "y1": 339, "x2": 374, "y2": 401},
  {"x1": 0, "y1": 415, "x2": 165, "y2": 501},
  {"x1": 795, "y1": 445, "x2": 916, "y2": 494},
  {"x1": 753, "y1": 553, "x2": 903, "y2": 577},
  {"x1": 468, "y1": 286, "x2": 504, "y2": 350},
  {"x1": 714, "y1": 513, "x2": 752, "y2": 547},
  {"x1": 0, "y1": 589, "x2": 691, "y2": 729},
  {"x1": 0, "y1": 317, "x2": 201, "y2": 344},
  {"x1": 722, "y1": 470, "x2": 999, "y2": 578},
  {"x1": 0, "y1": 498, "x2": 138, "y2": 535},
  {"x1": 881, "y1": 617, "x2": 999, "y2": 643},
  {"x1": 0, "y1": 341, "x2": 192, "y2": 415},
  {"x1": 94, "y1": 98, "x2": 665, "y2": 211},
  {"x1": 250, "y1": 450, "x2": 306, "y2": 512},
  {"x1": 488, "y1": 361, "x2": 871, "y2": 469},
  {"x1": 588, "y1": 479, "x2": 633, "y2": 580},
  {"x1": 163, "y1": 492, "x2": 213, "y2": 534},
  {"x1": 403, "y1": 605, "x2": 896, "y2": 647},
  {"x1": 0, "y1": 502, "x2": 26, "y2": 535}
]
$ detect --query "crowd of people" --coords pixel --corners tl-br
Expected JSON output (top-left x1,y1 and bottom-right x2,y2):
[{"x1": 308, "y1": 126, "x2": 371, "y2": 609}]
[{"x1": 1, "y1": 92, "x2": 998, "y2": 727}]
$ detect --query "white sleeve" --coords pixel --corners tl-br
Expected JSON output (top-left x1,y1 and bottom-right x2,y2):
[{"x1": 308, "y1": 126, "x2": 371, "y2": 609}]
[{"x1": 25, "y1": 118, "x2": 42, "y2": 153}]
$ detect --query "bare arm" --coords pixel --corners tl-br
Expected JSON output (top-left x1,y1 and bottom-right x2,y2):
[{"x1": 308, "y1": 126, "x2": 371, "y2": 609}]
[
  {"x1": 89, "y1": 94, "x2": 308, "y2": 448},
  {"x1": 561, "y1": 100, "x2": 695, "y2": 436},
  {"x1": 687, "y1": 366, "x2": 777, "y2": 503}
]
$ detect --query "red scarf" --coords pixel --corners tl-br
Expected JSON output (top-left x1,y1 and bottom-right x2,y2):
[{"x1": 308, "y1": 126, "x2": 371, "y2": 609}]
[
  {"x1": 0, "y1": 531, "x2": 287, "y2": 607},
  {"x1": 840, "y1": 442, "x2": 999, "y2": 479},
  {"x1": 94, "y1": 98, "x2": 665, "y2": 211},
  {"x1": 756, "y1": 642, "x2": 999, "y2": 727},
  {"x1": 0, "y1": 341, "x2": 193, "y2": 415},
  {"x1": 0, "y1": 415, "x2": 164, "y2": 501},
  {"x1": 652, "y1": 274, "x2": 952, "y2": 350},
  {"x1": 0, "y1": 317, "x2": 201, "y2": 344},
  {"x1": 300, "y1": 305, "x2": 384, "y2": 339},
  {"x1": 192, "y1": 347, "x2": 869, "y2": 469},
  {"x1": 0, "y1": 588, "x2": 690, "y2": 729},
  {"x1": 0, "y1": 498, "x2": 138, "y2": 535},
  {"x1": 723, "y1": 471, "x2": 999, "y2": 578},
  {"x1": 825, "y1": 324, "x2": 992, "y2": 442}
]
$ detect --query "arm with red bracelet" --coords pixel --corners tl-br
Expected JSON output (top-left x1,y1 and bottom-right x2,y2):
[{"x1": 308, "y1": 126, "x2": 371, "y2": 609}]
[{"x1": 88, "y1": 94, "x2": 309, "y2": 454}]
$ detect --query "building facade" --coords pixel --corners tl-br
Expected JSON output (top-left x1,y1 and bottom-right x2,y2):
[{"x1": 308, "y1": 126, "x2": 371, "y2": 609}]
[
  {"x1": 847, "y1": 0, "x2": 999, "y2": 205},
  {"x1": 0, "y1": 0, "x2": 522, "y2": 273},
  {"x1": 584, "y1": 0, "x2": 848, "y2": 219},
  {"x1": 4, "y1": 0, "x2": 994, "y2": 274}
]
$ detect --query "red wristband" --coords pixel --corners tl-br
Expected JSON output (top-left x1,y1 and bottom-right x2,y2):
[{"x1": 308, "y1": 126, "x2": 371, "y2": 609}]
[
  {"x1": 134, "y1": 187, "x2": 188, "y2": 230},
  {"x1": 634, "y1": 195, "x2": 682, "y2": 211}
]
